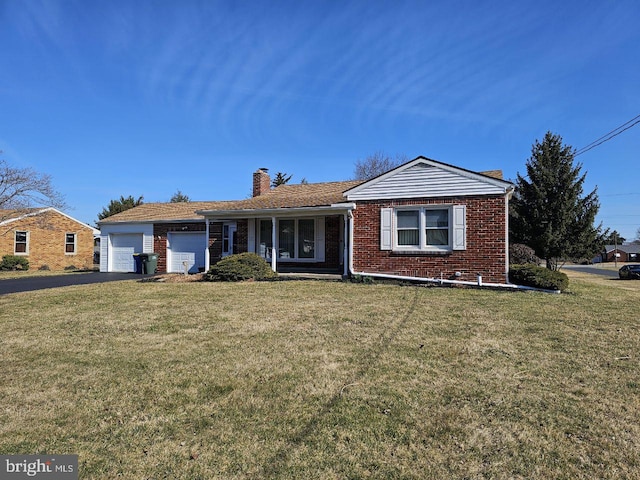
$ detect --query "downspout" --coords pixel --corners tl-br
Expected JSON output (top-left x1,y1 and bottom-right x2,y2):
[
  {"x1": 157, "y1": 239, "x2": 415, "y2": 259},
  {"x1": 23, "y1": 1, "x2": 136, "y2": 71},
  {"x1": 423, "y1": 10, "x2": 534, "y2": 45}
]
[
  {"x1": 204, "y1": 218, "x2": 210, "y2": 271},
  {"x1": 271, "y1": 216, "x2": 277, "y2": 272},
  {"x1": 504, "y1": 191, "x2": 510, "y2": 282},
  {"x1": 347, "y1": 204, "x2": 558, "y2": 293},
  {"x1": 343, "y1": 213, "x2": 349, "y2": 277}
]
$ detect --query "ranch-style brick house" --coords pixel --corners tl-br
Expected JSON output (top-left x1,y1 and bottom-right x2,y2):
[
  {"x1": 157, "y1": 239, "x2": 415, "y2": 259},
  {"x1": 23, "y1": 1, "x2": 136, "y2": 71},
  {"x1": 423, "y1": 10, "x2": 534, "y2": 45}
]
[
  {"x1": 0, "y1": 207, "x2": 99, "y2": 270},
  {"x1": 98, "y1": 157, "x2": 515, "y2": 283}
]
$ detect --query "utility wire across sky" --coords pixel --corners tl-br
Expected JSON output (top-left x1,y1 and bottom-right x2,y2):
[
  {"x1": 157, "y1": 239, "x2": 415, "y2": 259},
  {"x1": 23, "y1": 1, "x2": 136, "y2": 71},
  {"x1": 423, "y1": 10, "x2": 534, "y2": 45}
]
[{"x1": 575, "y1": 113, "x2": 640, "y2": 157}]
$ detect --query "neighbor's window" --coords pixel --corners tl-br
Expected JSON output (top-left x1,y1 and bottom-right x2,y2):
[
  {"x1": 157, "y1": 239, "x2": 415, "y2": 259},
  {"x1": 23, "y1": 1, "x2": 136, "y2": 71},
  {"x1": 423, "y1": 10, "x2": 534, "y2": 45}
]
[
  {"x1": 15, "y1": 231, "x2": 28, "y2": 254},
  {"x1": 65, "y1": 233, "x2": 77, "y2": 254}
]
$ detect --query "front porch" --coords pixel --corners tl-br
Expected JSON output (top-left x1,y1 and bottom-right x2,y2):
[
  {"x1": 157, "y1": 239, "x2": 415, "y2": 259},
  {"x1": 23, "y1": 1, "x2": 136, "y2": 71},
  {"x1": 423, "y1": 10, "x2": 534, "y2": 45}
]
[{"x1": 198, "y1": 206, "x2": 355, "y2": 276}]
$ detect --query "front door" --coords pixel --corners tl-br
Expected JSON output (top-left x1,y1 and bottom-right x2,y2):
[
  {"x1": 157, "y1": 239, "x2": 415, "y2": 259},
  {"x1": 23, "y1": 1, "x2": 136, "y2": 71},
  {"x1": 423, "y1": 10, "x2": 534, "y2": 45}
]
[{"x1": 222, "y1": 222, "x2": 237, "y2": 257}]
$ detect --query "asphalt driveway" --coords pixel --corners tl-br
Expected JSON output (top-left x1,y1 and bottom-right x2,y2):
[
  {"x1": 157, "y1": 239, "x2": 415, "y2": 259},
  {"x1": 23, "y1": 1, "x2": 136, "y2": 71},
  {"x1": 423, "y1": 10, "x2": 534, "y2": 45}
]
[{"x1": 0, "y1": 272, "x2": 154, "y2": 295}]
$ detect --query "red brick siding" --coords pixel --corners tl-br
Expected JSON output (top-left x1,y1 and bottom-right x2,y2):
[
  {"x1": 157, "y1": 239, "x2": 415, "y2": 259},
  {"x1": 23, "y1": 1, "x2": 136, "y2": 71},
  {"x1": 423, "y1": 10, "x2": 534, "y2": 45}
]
[
  {"x1": 0, "y1": 211, "x2": 95, "y2": 270},
  {"x1": 352, "y1": 196, "x2": 508, "y2": 283},
  {"x1": 208, "y1": 222, "x2": 223, "y2": 264},
  {"x1": 236, "y1": 220, "x2": 249, "y2": 254}
]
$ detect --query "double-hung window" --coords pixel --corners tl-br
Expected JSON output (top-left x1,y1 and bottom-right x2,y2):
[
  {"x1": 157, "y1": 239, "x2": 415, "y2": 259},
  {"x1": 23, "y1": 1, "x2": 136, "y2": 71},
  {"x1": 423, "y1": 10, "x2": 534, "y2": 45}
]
[
  {"x1": 15, "y1": 231, "x2": 28, "y2": 254},
  {"x1": 382, "y1": 205, "x2": 466, "y2": 252},
  {"x1": 395, "y1": 207, "x2": 450, "y2": 251},
  {"x1": 397, "y1": 211, "x2": 420, "y2": 247},
  {"x1": 65, "y1": 233, "x2": 77, "y2": 254},
  {"x1": 425, "y1": 209, "x2": 449, "y2": 246}
]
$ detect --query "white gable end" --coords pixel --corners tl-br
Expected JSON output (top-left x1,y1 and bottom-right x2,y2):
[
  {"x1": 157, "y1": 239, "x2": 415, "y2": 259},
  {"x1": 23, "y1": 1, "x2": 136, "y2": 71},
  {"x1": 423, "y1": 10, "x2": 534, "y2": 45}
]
[{"x1": 345, "y1": 160, "x2": 510, "y2": 201}]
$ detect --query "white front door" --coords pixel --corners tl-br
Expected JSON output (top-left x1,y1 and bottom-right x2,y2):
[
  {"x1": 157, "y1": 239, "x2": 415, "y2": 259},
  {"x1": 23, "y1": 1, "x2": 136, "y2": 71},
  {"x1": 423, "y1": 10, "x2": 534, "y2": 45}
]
[{"x1": 222, "y1": 222, "x2": 237, "y2": 257}]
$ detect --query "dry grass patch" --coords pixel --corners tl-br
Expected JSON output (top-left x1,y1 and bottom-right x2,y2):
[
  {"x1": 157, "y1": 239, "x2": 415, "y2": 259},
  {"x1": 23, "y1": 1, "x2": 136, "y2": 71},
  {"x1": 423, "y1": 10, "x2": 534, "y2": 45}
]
[{"x1": 0, "y1": 277, "x2": 639, "y2": 479}]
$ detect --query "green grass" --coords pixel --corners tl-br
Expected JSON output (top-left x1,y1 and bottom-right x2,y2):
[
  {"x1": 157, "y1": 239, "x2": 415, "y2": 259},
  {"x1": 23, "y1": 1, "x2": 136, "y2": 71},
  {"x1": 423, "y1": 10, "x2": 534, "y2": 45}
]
[
  {"x1": 0, "y1": 275, "x2": 639, "y2": 479},
  {"x1": 0, "y1": 268, "x2": 97, "y2": 279}
]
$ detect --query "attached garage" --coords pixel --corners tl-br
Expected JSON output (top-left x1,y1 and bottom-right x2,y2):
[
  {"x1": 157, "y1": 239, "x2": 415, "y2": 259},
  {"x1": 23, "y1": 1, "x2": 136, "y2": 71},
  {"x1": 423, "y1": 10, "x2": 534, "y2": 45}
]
[
  {"x1": 167, "y1": 232, "x2": 206, "y2": 273},
  {"x1": 110, "y1": 233, "x2": 143, "y2": 272}
]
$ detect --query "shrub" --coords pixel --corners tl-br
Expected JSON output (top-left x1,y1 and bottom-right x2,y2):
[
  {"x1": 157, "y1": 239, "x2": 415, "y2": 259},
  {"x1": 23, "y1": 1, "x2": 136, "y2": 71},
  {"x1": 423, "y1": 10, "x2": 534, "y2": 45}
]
[
  {"x1": 64, "y1": 265, "x2": 77, "y2": 271},
  {"x1": 203, "y1": 253, "x2": 277, "y2": 282},
  {"x1": 350, "y1": 274, "x2": 374, "y2": 284},
  {"x1": 0, "y1": 255, "x2": 30, "y2": 271},
  {"x1": 38, "y1": 265, "x2": 51, "y2": 271},
  {"x1": 509, "y1": 264, "x2": 569, "y2": 292},
  {"x1": 509, "y1": 243, "x2": 541, "y2": 265}
]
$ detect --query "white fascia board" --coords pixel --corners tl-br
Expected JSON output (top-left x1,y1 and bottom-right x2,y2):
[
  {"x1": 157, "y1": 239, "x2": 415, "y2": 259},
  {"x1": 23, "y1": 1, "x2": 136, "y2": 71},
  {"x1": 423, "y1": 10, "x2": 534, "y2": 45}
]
[
  {"x1": 344, "y1": 156, "x2": 514, "y2": 199},
  {"x1": 196, "y1": 204, "x2": 355, "y2": 219}
]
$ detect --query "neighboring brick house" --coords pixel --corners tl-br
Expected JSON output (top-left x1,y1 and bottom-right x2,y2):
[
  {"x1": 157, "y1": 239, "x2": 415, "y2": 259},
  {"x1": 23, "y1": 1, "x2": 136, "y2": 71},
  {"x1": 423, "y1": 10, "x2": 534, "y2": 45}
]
[
  {"x1": 0, "y1": 208, "x2": 99, "y2": 270},
  {"x1": 98, "y1": 157, "x2": 515, "y2": 283},
  {"x1": 600, "y1": 244, "x2": 640, "y2": 263}
]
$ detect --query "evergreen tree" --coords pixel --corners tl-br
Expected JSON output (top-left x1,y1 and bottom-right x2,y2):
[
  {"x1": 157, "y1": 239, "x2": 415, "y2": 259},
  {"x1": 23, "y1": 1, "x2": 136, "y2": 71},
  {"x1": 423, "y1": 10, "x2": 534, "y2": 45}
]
[
  {"x1": 511, "y1": 132, "x2": 603, "y2": 270},
  {"x1": 97, "y1": 195, "x2": 144, "y2": 221},
  {"x1": 170, "y1": 190, "x2": 190, "y2": 202},
  {"x1": 602, "y1": 230, "x2": 625, "y2": 245},
  {"x1": 271, "y1": 172, "x2": 292, "y2": 187}
]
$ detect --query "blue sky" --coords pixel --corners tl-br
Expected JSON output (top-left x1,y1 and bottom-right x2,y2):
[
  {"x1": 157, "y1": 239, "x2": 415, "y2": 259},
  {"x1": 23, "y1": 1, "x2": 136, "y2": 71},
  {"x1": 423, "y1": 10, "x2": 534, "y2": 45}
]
[{"x1": 1, "y1": 0, "x2": 639, "y2": 240}]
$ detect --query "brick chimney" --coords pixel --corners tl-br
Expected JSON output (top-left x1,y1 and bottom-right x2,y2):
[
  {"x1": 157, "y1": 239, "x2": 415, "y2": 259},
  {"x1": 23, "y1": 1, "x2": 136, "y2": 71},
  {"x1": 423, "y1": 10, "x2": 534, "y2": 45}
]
[{"x1": 252, "y1": 168, "x2": 271, "y2": 197}]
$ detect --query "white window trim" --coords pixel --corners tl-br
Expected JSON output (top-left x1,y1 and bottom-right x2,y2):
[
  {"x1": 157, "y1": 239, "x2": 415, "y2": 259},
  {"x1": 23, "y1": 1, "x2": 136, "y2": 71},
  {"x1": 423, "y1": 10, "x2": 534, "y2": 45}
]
[
  {"x1": 14, "y1": 231, "x2": 29, "y2": 255},
  {"x1": 65, "y1": 232, "x2": 77, "y2": 255},
  {"x1": 393, "y1": 206, "x2": 452, "y2": 252}
]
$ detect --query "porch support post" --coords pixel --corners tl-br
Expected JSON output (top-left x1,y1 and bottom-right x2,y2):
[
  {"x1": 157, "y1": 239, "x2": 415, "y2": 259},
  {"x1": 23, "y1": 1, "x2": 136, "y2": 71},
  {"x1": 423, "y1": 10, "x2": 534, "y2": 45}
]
[
  {"x1": 343, "y1": 213, "x2": 349, "y2": 277},
  {"x1": 204, "y1": 218, "x2": 210, "y2": 271},
  {"x1": 271, "y1": 216, "x2": 277, "y2": 272}
]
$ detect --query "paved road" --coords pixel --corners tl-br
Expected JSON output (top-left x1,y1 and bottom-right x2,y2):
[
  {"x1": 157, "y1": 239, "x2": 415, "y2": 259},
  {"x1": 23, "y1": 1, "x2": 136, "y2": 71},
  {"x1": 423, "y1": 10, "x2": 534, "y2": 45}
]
[
  {"x1": 0, "y1": 272, "x2": 155, "y2": 295},
  {"x1": 561, "y1": 265, "x2": 620, "y2": 278}
]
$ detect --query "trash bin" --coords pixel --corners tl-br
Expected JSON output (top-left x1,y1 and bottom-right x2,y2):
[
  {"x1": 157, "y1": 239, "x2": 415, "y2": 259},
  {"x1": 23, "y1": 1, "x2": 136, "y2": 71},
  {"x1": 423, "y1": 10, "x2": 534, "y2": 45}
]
[
  {"x1": 133, "y1": 253, "x2": 143, "y2": 274},
  {"x1": 140, "y1": 253, "x2": 158, "y2": 274}
]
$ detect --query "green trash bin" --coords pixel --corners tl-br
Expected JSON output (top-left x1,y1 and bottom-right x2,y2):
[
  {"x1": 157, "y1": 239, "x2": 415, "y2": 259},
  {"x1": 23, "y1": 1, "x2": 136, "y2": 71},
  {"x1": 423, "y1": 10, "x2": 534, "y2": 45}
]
[{"x1": 140, "y1": 253, "x2": 158, "y2": 274}]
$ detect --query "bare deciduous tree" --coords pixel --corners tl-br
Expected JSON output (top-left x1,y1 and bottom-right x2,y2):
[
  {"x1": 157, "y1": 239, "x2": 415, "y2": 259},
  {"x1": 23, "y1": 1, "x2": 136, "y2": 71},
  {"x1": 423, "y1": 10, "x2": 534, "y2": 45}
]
[
  {"x1": 0, "y1": 158, "x2": 66, "y2": 224},
  {"x1": 353, "y1": 152, "x2": 408, "y2": 180}
]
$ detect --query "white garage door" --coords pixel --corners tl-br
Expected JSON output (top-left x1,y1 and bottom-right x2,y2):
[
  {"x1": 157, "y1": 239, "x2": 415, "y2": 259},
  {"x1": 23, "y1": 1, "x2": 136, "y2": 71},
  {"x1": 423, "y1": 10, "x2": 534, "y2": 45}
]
[
  {"x1": 168, "y1": 232, "x2": 206, "y2": 273},
  {"x1": 111, "y1": 234, "x2": 143, "y2": 272}
]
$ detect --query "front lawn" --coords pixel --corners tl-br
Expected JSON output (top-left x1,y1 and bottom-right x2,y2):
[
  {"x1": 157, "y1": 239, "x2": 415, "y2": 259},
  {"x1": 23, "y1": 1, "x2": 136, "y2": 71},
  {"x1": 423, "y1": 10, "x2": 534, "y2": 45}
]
[{"x1": 0, "y1": 276, "x2": 638, "y2": 478}]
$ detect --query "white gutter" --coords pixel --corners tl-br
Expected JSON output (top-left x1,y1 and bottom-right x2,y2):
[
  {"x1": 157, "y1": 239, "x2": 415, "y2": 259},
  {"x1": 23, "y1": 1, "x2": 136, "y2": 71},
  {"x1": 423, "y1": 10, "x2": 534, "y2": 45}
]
[
  {"x1": 346, "y1": 210, "x2": 559, "y2": 294},
  {"x1": 196, "y1": 204, "x2": 355, "y2": 219}
]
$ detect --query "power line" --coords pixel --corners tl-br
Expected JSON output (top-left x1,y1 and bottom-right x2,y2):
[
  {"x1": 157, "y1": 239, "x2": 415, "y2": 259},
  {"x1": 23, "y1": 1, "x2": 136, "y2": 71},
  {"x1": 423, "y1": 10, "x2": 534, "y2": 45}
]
[{"x1": 575, "y1": 113, "x2": 640, "y2": 157}]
